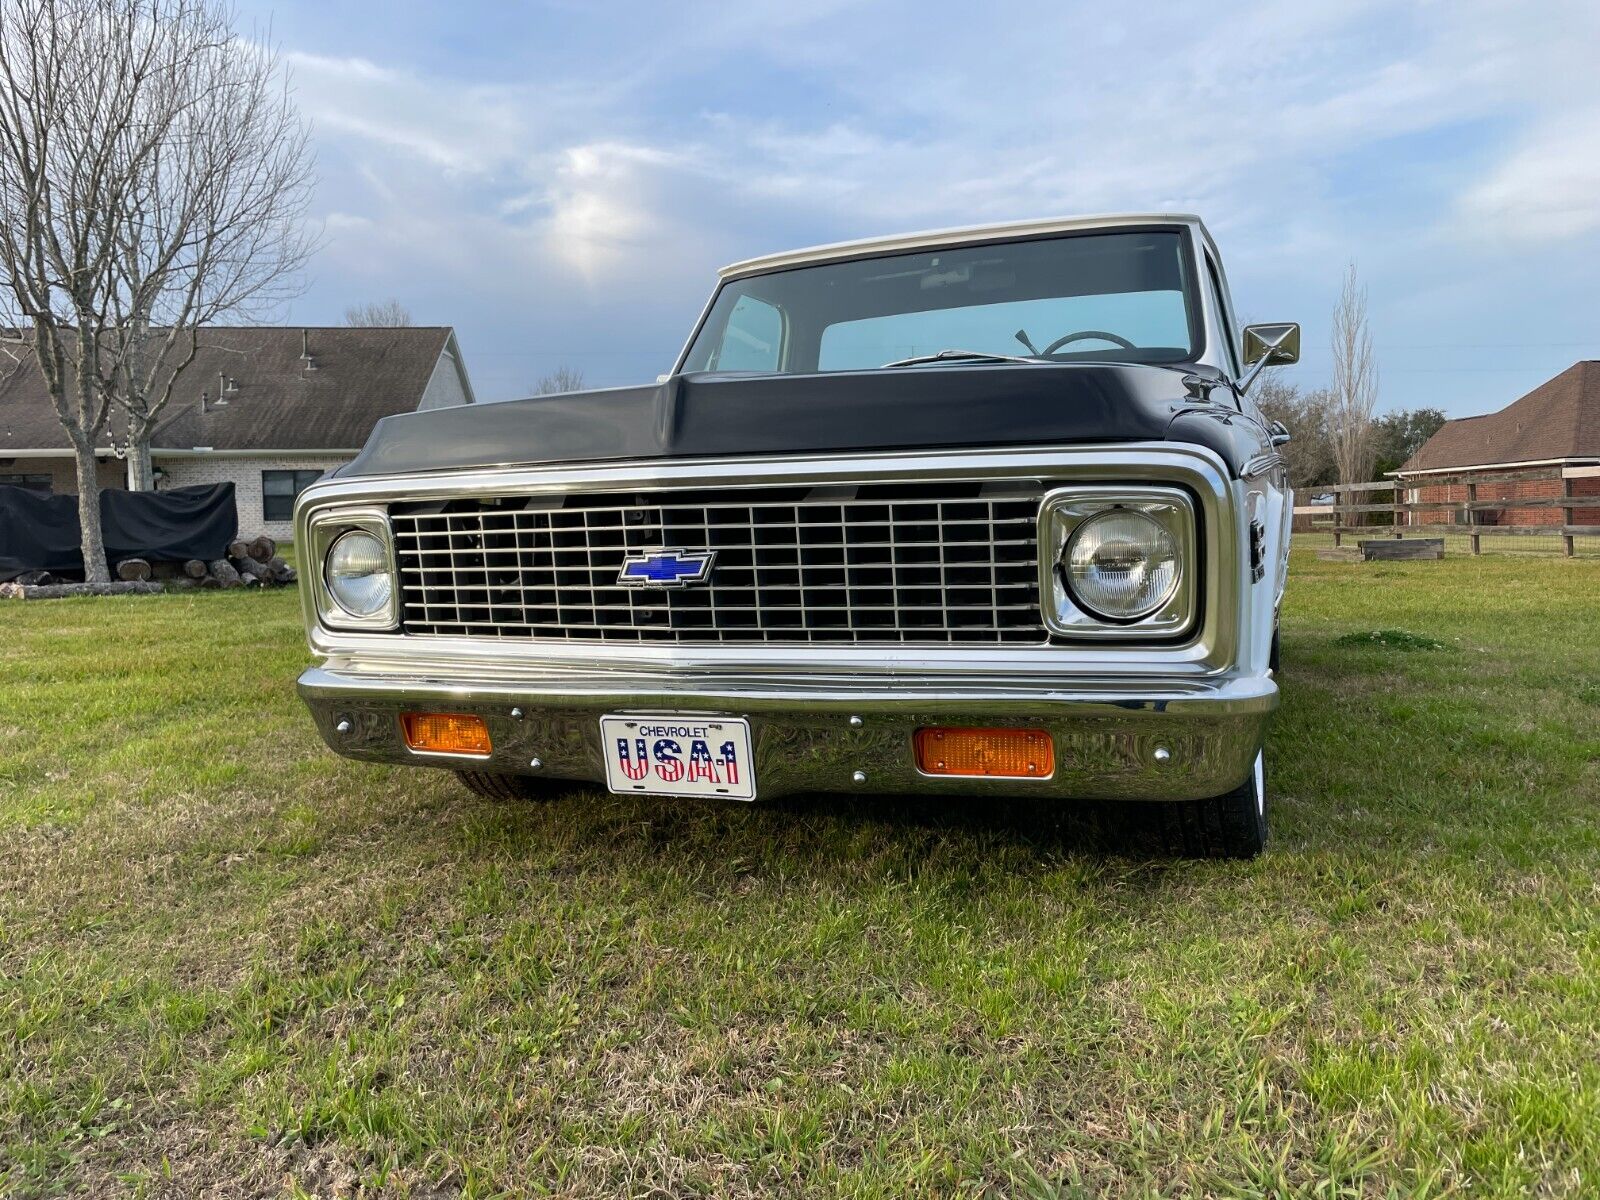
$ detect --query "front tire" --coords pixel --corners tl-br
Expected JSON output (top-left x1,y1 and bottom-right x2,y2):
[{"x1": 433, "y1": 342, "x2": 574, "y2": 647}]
[
  {"x1": 1155, "y1": 752, "x2": 1268, "y2": 858},
  {"x1": 455, "y1": 770, "x2": 552, "y2": 802}
]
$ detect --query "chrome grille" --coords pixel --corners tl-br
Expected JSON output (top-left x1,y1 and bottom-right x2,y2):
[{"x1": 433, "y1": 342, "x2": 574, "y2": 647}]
[{"x1": 389, "y1": 481, "x2": 1046, "y2": 644}]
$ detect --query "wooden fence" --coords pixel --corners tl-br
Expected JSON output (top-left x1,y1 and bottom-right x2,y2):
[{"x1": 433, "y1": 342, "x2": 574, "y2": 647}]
[{"x1": 1293, "y1": 465, "x2": 1600, "y2": 557}]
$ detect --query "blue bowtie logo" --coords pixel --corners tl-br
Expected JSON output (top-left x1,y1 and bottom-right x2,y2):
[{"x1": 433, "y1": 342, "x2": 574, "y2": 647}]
[{"x1": 617, "y1": 549, "x2": 716, "y2": 587}]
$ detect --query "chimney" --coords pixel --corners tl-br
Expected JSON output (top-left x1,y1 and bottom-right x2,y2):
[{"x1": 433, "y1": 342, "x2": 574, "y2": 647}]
[
  {"x1": 301, "y1": 328, "x2": 317, "y2": 372},
  {"x1": 214, "y1": 372, "x2": 229, "y2": 406}
]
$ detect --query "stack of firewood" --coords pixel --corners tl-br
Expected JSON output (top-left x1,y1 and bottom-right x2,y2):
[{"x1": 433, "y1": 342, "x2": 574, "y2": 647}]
[{"x1": 114, "y1": 535, "x2": 299, "y2": 591}]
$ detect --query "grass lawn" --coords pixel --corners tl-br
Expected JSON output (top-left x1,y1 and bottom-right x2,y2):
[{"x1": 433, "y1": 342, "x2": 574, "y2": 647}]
[{"x1": 2, "y1": 545, "x2": 1598, "y2": 1198}]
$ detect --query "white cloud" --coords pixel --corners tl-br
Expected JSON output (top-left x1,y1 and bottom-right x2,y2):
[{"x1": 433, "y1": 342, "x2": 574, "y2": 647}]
[
  {"x1": 286, "y1": 51, "x2": 525, "y2": 174},
  {"x1": 284, "y1": 0, "x2": 1600, "y2": 264},
  {"x1": 540, "y1": 143, "x2": 686, "y2": 279},
  {"x1": 1456, "y1": 108, "x2": 1600, "y2": 242}
]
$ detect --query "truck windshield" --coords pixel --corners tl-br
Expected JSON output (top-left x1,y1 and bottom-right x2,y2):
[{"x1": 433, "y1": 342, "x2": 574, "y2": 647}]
[{"x1": 680, "y1": 229, "x2": 1200, "y2": 375}]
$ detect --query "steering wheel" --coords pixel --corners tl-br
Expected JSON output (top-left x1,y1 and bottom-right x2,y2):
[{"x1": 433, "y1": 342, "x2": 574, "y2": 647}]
[{"x1": 1042, "y1": 329, "x2": 1137, "y2": 355}]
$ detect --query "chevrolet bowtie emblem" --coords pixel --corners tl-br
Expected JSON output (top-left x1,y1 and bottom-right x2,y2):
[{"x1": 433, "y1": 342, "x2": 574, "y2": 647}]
[{"x1": 617, "y1": 550, "x2": 716, "y2": 587}]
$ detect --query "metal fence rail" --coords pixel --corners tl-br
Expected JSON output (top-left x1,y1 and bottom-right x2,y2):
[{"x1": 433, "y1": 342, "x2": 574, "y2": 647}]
[{"x1": 1293, "y1": 465, "x2": 1600, "y2": 558}]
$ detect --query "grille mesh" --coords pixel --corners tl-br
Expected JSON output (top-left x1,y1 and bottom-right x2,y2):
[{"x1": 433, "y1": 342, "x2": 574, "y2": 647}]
[{"x1": 389, "y1": 481, "x2": 1046, "y2": 644}]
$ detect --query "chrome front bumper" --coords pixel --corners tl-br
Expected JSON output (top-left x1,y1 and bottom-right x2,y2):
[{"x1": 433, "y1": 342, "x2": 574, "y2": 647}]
[{"x1": 298, "y1": 662, "x2": 1277, "y2": 802}]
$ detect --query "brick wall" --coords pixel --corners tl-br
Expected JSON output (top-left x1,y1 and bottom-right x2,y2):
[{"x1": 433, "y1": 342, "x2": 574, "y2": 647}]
[
  {"x1": 155, "y1": 453, "x2": 351, "y2": 543},
  {"x1": 1410, "y1": 469, "x2": 1600, "y2": 527}
]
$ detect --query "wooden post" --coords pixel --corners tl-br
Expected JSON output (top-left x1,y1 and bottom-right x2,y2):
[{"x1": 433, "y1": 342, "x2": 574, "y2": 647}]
[
  {"x1": 1467, "y1": 480, "x2": 1480, "y2": 555},
  {"x1": 1333, "y1": 483, "x2": 1342, "y2": 547},
  {"x1": 1563, "y1": 475, "x2": 1575, "y2": 558},
  {"x1": 1392, "y1": 480, "x2": 1403, "y2": 537}
]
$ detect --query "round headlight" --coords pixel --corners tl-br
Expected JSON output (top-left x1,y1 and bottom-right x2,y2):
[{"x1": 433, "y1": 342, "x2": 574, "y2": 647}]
[
  {"x1": 1064, "y1": 509, "x2": 1179, "y2": 621},
  {"x1": 324, "y1": 530, "x2": 392, "y2": 618}
]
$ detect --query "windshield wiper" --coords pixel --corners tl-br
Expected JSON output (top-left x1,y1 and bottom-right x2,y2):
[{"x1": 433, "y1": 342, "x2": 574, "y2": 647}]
[{"x1": 880, "y1": 349, "x2": 1040, "y2": 369}]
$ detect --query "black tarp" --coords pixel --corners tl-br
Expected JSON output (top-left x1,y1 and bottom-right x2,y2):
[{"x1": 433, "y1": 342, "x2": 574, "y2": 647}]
[
  {"x1": 0, "y1": 482, "x2": 237, "y2": 581},
  {"x1": 0, "y1": 486, "x2": 81, "y2": 581}
]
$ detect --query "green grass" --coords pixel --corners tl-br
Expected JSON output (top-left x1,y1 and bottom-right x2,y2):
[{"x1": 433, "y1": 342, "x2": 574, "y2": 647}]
[
  {"x1": 2, "y1": 547, "x2": 1598, "y2": 1197},
  {"x1": 1331, "y1": 629, "x2": 1451, "y2": 652}
]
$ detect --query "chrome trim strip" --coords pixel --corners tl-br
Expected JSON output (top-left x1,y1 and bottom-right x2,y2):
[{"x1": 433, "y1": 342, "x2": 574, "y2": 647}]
[
  {"x1": 300, "y1": 662, "x2": 1278, "y2": 713},
  {"x1": 1240, "y1": 452, "x2": 1284, "y2": 480},
  {"x1": 403, "y1": 745, "x2": 493, "y2": 762}
]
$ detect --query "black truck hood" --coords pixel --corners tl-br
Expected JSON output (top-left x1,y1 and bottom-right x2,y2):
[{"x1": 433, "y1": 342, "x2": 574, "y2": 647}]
[{"x1": 341, "y1": 362, "x2": 1263, "y2": 480}]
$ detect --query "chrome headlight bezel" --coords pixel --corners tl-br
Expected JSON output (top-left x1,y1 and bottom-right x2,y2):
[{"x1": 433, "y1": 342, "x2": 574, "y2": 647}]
[
  {"x1": 1037, "y1": 486, "x2": 1198, "y2": 639},
  {"x1": 307, "y1": 506, "x2": 399, "y2": 631}
]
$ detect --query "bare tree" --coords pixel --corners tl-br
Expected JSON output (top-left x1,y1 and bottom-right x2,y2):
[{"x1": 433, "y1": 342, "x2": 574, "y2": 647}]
[
  {"x1": 1329, "y1": 263, "x2": 1379, "y2": 490},
  {"x1": 0, "y1": 1, "x2": 169, "y2": 577},
  {"x1": 105, "y1": 4, "x2": 315, "y2": 491},
  {"x1": 344, "y1": 299, "x2": 412, "y2": 327},
  {"x1": 533, "y1": 365, "x2": 585, "y2": 395}
]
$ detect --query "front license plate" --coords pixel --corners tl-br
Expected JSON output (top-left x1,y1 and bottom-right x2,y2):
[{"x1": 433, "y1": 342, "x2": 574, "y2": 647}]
[{"x1": 600, "y1": 715, "x2": 755, "y2": 801}]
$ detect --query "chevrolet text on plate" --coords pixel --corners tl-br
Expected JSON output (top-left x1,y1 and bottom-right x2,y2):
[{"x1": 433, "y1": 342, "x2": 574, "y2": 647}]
[{"x1": 296, "y1": 214, "x2": 1297, "y2": 857}]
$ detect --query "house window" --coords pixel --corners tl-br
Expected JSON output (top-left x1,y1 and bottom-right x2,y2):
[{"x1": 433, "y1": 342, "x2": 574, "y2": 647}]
[
  {"x1": 0, "y1": 473, "x2": 51, "y2": 490},
  {"x1": 262, "y1": 469, "x2": 325, "y2": 522}
]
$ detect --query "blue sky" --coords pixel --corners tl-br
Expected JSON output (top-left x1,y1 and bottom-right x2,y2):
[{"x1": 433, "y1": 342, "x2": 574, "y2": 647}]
[{"x1": 243, "y1": 0, "x2": 1600, "y2": 416}]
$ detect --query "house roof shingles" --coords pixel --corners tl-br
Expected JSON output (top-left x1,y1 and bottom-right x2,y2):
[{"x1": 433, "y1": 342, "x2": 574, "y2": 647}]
[
  {"x1": 1400, "y1": 361, "x2": 1600, "y2": 474},
  {"x1": 0, "y1": 326, "x2": 457, "y2": 454}
]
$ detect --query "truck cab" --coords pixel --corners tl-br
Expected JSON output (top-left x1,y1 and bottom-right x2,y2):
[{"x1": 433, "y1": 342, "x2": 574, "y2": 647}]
[{"x1": 296, "y1": 214, "x2": 1297, "y2": 856}]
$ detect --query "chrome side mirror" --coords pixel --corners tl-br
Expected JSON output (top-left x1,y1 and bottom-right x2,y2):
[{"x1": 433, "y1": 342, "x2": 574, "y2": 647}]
[
  {"x1": 1243, "y1": 322, "x2": 1300, "y2": 366},
  {"x1": 1268, "y1": 419, "x2": 1291, "y2": 447},
  {"x1": 1238, "y1": 322, "x2": 1300, "y2": 392}
]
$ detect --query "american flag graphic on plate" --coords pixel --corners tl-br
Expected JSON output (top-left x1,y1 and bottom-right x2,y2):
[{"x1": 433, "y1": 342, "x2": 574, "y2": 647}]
[{"x1": 600, "y1": 716, "x2": 755, "y2": 800}]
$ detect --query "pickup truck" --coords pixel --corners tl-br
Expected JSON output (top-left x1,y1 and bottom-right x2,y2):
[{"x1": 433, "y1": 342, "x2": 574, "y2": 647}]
[{"x1": 295, "y1": 214, "x2": 1297, "y2": 856}]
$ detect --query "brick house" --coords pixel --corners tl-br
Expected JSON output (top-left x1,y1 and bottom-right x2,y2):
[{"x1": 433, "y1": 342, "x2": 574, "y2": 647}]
[
  {"x1": 1396, "y1": 361, "x2": 1600, "y2": 528},
  {"x1": 0, "y1": 327, "x2": 474, "y2": 542}
]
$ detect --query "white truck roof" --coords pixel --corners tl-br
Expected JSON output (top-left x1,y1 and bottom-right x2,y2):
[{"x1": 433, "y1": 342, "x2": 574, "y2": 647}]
[{"x1": 719, "y1": 213, "x2": 1213, "y2": 280}]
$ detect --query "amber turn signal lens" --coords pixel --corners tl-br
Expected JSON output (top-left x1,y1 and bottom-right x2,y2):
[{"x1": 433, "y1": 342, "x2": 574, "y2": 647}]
[
  {"x1": 401, "y1": 712, "x2": 491, "y2": 756},
  {"x1": 914, "y1": 726, "x2": 1054, "y2": 778}
]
